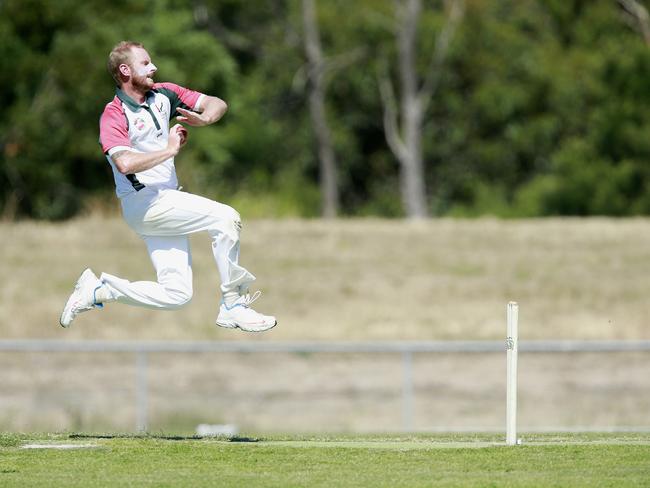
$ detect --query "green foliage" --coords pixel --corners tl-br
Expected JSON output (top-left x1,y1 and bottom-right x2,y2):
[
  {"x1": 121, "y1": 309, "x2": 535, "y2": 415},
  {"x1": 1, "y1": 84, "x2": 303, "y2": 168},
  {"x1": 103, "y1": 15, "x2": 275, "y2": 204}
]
[
  {"x1": 3, "y1": 0, "x2": 650, "y2": 219},
  {"x1": 428, "y1": 0, "x2": 650, "y2": 217}
]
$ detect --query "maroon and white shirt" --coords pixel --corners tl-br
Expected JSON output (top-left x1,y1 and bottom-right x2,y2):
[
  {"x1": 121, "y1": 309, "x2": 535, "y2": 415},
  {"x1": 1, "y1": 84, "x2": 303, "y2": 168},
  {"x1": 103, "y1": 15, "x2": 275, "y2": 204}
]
[{"x1": 100, "y1": 82, "x2": 204, "y2": 198}]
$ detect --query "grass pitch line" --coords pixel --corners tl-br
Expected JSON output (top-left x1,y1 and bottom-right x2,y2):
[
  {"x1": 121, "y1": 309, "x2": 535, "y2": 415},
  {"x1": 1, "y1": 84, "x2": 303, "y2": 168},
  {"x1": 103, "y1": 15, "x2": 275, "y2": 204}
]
[
  {"x1": 206, "y1": 438, "x2": 650, "y2": 450},
  {"x1": 213, "y1": 440, "x2": 499, "y2": 449},
  {"x1": 21, "y1": 443, "x2": 98, "y2": 450}
]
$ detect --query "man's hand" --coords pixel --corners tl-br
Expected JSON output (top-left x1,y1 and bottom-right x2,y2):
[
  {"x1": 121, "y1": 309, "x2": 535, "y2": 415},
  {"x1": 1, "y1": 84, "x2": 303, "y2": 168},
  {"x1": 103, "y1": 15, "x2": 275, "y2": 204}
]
[
  {"x1": 176, "y1": 96, "x2": 228, "y2": 126},
  {"x1": 168, "y1": 124, "x2": 187, "y2": 153},
  {"x1": 178, "y1": 125, "x2": 188, "y2": 146},
  {"x1": 176, "y1": 107, "x2": 211, "y2": 127},
  {"x1": 111, "y1": 124, "x2": 188, "y2": 175}
]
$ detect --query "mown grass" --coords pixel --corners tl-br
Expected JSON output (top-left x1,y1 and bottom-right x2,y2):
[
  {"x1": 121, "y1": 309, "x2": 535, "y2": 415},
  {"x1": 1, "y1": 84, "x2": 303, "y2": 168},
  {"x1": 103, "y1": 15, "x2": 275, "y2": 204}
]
[{"x1": 1, "y1": 433, "x2": 649, "y2": 487}]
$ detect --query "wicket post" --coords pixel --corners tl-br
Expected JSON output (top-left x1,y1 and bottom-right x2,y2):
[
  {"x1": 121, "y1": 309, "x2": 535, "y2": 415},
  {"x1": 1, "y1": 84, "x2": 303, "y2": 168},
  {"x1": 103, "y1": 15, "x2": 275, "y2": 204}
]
[{"x1": 506, "y1": 301, "x2": 519, "y2": 446}]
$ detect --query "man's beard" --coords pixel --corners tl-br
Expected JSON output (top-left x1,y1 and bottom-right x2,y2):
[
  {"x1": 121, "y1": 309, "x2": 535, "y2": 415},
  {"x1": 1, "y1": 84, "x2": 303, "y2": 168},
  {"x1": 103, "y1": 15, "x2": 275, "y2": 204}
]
[{"x1": 131, "y1": 72, "x2": 154, "y2": 92}]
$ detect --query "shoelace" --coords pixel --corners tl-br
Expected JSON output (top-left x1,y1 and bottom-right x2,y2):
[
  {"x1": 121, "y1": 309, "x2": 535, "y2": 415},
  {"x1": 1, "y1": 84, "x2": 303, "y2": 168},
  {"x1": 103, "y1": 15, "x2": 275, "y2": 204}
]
[{"x1": 240, "y1": 290, "x2": 261, "y2": 307}]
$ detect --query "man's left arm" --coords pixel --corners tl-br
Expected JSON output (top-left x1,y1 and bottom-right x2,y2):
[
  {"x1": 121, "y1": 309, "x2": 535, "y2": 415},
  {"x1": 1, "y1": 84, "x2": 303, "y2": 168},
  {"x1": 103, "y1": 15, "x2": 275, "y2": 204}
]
[{"x1": 177, "y1": 96, "x2": 228, "y2": 127}]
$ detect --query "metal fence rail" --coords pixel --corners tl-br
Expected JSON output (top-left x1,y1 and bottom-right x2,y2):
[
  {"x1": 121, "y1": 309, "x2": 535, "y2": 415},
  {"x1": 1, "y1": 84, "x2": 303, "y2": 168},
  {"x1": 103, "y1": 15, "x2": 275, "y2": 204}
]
[
  {"x1": 2, "y1": 339, "x2": 650, "y2": 432},
  {"x1": 3, "y1": 339, "x2": 650, "y2": 353}
]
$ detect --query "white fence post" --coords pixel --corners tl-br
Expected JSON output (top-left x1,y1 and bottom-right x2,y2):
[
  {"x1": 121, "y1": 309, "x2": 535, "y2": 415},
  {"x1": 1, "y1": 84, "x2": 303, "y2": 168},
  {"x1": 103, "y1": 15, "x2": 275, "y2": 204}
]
[
  {"x1": 402, "y1": 350, "x2": 414, "y2": 431},
  {"x1": 136, "y1": 351, "x2": 148, "y2": 432}
]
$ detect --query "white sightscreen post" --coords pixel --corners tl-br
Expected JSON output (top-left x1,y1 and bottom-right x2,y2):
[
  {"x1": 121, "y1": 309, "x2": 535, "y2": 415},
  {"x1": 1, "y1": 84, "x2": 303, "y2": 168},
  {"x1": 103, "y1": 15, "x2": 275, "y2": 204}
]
[{"x1": 506, "y1": 302, "x2": 518, "y2": 446}]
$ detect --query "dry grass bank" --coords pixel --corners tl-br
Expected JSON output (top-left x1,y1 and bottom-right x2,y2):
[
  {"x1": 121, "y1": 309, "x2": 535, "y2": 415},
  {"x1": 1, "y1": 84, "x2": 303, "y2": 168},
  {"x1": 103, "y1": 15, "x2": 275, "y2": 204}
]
[
  {"x1": 2, "y1": 351, "x2": 649, "y2": 432},
  {"x1": 1, "y1": 217, "x2": 649, "y2": 341}
]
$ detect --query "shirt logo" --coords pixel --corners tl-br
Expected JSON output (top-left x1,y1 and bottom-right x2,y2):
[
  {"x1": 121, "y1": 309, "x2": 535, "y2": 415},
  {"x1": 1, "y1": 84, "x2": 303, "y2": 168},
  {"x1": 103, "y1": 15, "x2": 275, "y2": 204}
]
[{"x1": 134, "y1": 117, "x2": 146, "y2": 131}]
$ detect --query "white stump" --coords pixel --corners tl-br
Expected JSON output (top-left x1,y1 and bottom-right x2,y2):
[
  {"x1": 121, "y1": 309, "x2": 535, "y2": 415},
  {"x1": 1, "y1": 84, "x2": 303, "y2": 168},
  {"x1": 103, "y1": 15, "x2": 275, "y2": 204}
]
[{"x1": 506, "y1": 301, "x2": 519, "y2": 446}]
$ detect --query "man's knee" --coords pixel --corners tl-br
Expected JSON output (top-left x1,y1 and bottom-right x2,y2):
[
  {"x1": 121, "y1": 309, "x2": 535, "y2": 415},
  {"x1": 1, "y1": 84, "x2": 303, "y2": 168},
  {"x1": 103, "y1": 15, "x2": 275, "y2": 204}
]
[
  {"x1": 164, "y1": 285, "x2": 193, "y2": 309},
  {"x1": 158, "y1": 268, "x2": 193, "y2": 309},
  {"x1": 226, "y1": 205, "x2": 242, "y2": 234},
  {"x1": 210, "y1": 204, "x2": 242, "y2": 241}
]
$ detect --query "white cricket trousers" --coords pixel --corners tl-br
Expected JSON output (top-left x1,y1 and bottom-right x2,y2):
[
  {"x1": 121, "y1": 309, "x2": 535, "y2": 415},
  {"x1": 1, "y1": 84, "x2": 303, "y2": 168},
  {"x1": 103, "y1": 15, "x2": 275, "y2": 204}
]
[{"x1": 100, "y1": 187, "x2": 255, "y2": 310}]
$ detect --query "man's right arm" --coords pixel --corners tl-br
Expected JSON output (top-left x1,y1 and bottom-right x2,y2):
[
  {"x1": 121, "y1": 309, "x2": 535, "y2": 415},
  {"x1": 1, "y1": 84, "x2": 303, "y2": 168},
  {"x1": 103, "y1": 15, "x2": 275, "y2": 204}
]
[{"x1": 112, "y1": 124, "x2": 185, "y2": 175}]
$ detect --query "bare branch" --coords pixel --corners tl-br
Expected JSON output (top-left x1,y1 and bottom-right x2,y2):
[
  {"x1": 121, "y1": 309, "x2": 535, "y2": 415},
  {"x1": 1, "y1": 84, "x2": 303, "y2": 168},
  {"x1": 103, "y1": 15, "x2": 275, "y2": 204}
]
[
  {"x1": 617, "y1": 0, "x2": 650, "y2": 45},
  {"x1": 293, "y1": 43, "x2": 366, "y2": 94},
  {"x1": 291, "y1": 64, "x2": 309, "y2": 93},
  {"x1": 302, "y1": 0, "x2": 368, "y2": 91},
  {"x1": 192, "y1": 0, "x2": 253, "y2": 51},
  {"x1": 322, "y1": 47, "x2": 367, "y2": 88},
  {"x1": 419, "y1": 0, "x2": 465, "y2": 112},
  {"x1": 303, "y1": 0, "x2": 324, "y2": 79},
  {"x1": 378, "y1": 62, "x2": 409, "y2": 163}
]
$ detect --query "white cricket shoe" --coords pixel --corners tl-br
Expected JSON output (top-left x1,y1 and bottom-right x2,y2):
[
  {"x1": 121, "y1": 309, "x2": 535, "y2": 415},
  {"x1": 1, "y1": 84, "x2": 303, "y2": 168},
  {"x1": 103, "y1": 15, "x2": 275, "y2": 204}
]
[
  {"x1": 59, "y1": 268, "x2": 103, "y2": 328},
  {"x1": 216, "y1": 291, "x2": 277, "y2": 332}
]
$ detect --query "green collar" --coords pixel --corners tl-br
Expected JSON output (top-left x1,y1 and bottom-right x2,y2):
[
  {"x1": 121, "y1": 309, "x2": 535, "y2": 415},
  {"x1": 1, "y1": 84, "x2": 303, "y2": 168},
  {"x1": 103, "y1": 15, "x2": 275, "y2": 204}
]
[{"x1": 115, "y1": 87, "x2": 154, "y2": 111}]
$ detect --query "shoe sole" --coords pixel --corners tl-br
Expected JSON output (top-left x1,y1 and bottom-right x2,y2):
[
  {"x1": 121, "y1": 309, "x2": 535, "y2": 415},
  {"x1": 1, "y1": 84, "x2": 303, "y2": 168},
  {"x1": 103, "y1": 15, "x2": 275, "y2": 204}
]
[
  {"x1": 216, "y1": 319, "x2": 278, "y2": 333},
  {"x1": 59, "y1": 268, "x2": 94, "y2": 328}
]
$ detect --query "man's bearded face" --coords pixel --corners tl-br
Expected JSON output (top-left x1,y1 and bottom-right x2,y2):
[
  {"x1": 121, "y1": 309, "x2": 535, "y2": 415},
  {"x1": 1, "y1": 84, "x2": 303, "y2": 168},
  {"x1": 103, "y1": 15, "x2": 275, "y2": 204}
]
[{"x1": 128, "y1": 47, "x2": 157, "y2": 91}]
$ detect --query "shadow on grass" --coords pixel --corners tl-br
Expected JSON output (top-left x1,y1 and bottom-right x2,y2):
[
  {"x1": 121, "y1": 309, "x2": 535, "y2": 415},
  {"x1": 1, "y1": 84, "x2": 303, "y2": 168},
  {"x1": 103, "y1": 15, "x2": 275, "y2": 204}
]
[{"x1": 68, "y1": 433, "x2": 260, "y2": 442}]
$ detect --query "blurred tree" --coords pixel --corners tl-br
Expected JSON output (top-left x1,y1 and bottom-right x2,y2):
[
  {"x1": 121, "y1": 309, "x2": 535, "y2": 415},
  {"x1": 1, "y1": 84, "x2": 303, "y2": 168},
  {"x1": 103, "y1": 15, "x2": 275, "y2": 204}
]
[
  {"x1": 0, "y1": 0, "x2": 236, "y2": 219},
  {"x1": 302, "y1": 0, "x2": 339, "y2": 218},
  {"x1": 378, "y1": 0, "x2": 465, "y2": 218},
  {"x1": 3, "y1": 0, "x2": 650, "y2": 220},
  {"x1": 510, "y1": 0, "x2": 650, "y2": 216},
  {"x1": 189, "y1": 0, "x2": 322, "y2": 217}
]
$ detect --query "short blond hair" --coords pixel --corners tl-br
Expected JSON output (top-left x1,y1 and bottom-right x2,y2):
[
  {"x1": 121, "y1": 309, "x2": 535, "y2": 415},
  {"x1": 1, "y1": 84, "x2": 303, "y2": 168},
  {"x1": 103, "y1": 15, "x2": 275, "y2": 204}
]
[{"x1": 107, "y1": 41, "x2": 144, "y2": 85}]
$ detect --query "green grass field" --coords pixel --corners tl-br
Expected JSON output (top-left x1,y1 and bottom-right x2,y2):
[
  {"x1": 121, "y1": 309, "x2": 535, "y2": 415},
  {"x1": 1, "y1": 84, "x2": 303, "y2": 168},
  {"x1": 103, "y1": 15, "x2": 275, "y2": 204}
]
[{"x1": 2, "y1": 433, "x2": 650, "y2": 487}]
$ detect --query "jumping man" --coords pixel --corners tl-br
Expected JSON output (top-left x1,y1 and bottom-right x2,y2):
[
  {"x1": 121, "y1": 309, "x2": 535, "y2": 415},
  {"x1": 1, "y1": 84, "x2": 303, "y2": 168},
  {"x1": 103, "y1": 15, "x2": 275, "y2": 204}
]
[{"x1": 59, "y1": 41, "x2": 276, "y2": 332}]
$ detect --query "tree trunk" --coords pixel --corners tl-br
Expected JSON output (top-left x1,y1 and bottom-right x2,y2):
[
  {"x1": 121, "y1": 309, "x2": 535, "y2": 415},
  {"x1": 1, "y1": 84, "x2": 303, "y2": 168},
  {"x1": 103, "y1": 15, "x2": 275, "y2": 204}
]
[
  {"x1": 379, "y1": 0, "x2": 464, "y2": 219},
  {"x1": 397, "y1": 0, "x2": 428, "y2": 218},
  {"x1": 302, "y1": 0, "x2": 339, "y2": 218}
]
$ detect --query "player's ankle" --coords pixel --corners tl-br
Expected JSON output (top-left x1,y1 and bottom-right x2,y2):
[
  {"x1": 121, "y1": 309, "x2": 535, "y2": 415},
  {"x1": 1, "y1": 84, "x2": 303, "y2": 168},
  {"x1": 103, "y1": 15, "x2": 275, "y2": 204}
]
[
  {"x1": 94, "y1": 283, "x2": 115, "y2": 304},
  {"x1": 222, "y1": 291, "x2": 239, "y2": 308}
]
